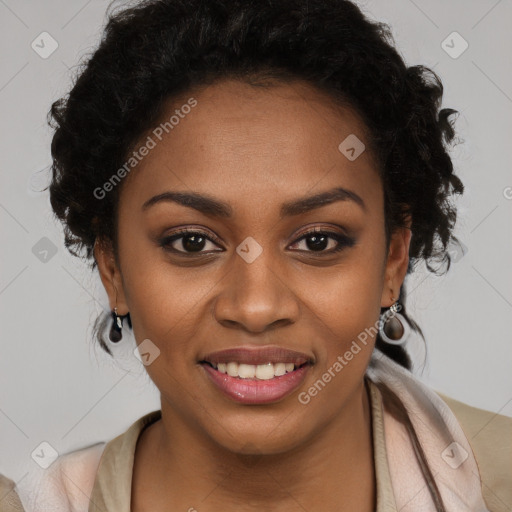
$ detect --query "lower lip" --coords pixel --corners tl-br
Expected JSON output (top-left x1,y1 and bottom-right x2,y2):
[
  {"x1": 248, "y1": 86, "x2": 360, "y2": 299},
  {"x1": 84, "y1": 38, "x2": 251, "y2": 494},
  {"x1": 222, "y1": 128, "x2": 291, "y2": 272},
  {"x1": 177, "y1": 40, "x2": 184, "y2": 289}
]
[{"x1": 201, "y1": 363, "x2": 311, "y2": 404}]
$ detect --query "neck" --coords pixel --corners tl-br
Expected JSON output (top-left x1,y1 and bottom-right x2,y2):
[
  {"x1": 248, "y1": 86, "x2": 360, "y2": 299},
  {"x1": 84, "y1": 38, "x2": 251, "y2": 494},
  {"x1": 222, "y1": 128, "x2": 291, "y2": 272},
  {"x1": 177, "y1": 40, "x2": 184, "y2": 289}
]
[{"x1": 133, "y1": 379, "x2": 375, "y2": 512}]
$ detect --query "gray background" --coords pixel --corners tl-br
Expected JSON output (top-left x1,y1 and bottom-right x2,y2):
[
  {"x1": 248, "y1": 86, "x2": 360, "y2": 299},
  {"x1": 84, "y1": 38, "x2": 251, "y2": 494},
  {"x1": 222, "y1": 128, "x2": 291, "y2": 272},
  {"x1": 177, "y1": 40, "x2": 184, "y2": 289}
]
[{"x1": 1, "y1": 0, "x2": 511, "y2": 482}]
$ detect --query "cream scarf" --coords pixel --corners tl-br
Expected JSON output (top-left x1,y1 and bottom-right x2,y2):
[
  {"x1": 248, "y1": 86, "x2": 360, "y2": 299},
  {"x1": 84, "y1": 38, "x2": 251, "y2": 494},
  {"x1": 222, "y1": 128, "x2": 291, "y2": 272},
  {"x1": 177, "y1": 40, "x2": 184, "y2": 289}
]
[
  {"x1": 14, "y1": 348, "x2": 489, "y2": 512},
  {"x1": 367, "y1": 348, "x2": 489, "y2": 511}
]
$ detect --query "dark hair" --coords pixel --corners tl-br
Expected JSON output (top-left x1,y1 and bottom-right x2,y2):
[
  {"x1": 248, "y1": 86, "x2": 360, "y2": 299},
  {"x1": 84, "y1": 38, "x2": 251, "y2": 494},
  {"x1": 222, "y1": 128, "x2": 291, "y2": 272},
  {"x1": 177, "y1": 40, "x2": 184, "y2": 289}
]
[{"x1": 47, "y1": 0, "x2": 463, "y2": 373}]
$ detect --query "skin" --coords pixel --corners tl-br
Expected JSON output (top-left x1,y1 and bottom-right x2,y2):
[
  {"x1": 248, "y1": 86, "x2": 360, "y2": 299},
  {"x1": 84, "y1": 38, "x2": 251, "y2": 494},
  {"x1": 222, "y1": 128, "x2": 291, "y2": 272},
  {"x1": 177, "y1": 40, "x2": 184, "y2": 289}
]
[{"x1": 94, "y1": 79, "x2": 411, "y2": 512}]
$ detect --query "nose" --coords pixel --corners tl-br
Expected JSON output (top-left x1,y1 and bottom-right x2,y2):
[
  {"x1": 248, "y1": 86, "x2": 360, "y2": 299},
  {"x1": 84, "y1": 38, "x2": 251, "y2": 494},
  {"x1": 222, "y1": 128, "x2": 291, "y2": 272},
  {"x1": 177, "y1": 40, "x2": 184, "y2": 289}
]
[{"x1": 213, "y1": 249, "x2": 300, "y2": 333}]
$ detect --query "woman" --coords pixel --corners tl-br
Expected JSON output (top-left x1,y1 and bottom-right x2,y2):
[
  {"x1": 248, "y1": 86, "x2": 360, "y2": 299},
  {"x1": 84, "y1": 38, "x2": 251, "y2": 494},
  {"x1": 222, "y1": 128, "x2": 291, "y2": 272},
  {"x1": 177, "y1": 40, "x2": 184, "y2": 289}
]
[{"x1": 3, "y1": 0, "x2": 510, "y2": 511}]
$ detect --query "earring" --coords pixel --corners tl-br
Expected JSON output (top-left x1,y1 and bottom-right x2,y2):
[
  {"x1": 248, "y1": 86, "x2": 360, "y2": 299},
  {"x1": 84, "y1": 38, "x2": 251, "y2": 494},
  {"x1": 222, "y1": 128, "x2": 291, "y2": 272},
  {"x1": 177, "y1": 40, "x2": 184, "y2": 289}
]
[
  {"x1": 109, "y1": 307, "x2": 131, "y2": 342},
  {"x1": 378, "y1": 296, "x2": 410, "y2": 345}
]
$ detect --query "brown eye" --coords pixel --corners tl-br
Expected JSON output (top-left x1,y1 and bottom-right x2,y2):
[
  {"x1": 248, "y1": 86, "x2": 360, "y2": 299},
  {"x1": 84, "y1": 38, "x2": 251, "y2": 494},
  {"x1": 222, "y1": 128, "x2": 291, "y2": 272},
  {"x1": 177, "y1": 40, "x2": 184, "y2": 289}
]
[
  {"x1": 289, "y1": 229, "x2": 355, "y2": 254},
  {"x1": 159, "y1": 229, "x2": 223, "y2": 254}
]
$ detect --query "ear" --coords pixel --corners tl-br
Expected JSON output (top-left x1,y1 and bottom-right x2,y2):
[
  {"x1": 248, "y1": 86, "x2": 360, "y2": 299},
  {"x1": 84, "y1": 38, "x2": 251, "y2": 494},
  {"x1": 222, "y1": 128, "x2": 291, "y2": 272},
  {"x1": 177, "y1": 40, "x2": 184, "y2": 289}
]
[
  {"x1": 380, "y1": 215, "x2": 412, "y2": 308},
  {"x1": 94, "y1": 237, "x2": 129, "y2": 315}
]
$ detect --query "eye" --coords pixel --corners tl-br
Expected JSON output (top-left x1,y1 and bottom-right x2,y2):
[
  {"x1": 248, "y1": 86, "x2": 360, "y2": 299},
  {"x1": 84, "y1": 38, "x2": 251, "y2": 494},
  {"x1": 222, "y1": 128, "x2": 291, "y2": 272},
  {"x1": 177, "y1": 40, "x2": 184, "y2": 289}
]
[
  {"x1": 288, "y1": 227, "x2": 355, "y2": 254},
  {"x1": 159, "y1": 228, "x2": 223, "y2": 254},
  {"x1": 159, "y1": 226, "x2": 355, "y2": 256}
]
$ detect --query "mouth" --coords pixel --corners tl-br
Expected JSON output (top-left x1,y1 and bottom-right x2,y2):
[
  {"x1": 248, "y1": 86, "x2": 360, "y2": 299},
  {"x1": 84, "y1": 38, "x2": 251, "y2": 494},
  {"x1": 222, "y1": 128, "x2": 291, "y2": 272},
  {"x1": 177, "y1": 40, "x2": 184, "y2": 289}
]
[
  {"x1": 199, "y1": 360, "x2": 310, "y2": 380},
  {"x1": 198, "y1": 346, "x2": 314, "y2": 404}
]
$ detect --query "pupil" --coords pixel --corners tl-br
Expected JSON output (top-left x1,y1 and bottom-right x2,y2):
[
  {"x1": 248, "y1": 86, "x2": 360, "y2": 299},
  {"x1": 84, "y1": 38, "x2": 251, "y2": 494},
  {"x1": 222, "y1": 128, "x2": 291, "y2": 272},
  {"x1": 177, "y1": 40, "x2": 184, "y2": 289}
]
[
  {"x1": 183, "y1": 234, "x2": 206, "y2": 252},
  {"x1": 306, "y1": 234, "x2": 328, "y2": 251}
]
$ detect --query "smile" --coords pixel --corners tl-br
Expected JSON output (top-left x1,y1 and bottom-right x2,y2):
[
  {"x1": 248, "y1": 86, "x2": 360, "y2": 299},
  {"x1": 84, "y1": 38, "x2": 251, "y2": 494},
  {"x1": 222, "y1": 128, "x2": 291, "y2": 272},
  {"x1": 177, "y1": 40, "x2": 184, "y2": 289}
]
[
  {"x1": 199, "y1": 360, "x2": 312, "y2": 404},
  {"x1": 203, "y1": 361, "x2": 307, "y2": 379}
]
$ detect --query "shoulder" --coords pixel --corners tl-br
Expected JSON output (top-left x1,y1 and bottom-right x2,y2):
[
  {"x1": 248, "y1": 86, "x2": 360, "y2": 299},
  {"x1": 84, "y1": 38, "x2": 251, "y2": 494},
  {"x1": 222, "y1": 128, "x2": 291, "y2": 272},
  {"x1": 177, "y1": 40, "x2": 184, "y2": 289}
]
[
  {"x1": 436, "y1": 391, "x2": 512, "y2": 512},
  {"x1": 0, "y1": 473, "x2": 24, "y2": 512},
  {"x1": 10, "y1": 442, "x2": 106, "y2": 512},
  {"x1": 49, "y1": 442, "x2": 107, "y2": 504},
  {"x1": 10, "y1": 411, "x2": 161, "y2": 512}
]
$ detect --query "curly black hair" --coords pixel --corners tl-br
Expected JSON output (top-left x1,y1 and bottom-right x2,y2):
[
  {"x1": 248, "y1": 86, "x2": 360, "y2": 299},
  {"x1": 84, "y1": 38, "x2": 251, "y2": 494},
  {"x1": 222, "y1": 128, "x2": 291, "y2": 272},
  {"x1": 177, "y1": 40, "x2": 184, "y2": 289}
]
[{"x1": 47, "y1": 0, "x2": 464, "y2": 370}]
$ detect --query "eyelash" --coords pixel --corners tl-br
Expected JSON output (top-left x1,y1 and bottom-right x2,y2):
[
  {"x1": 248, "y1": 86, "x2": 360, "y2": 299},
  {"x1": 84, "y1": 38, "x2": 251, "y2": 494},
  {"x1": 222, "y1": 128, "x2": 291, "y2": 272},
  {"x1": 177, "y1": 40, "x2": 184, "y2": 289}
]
[{"x1": 159, "y1": 227, "x2": 355, "y2": 256}]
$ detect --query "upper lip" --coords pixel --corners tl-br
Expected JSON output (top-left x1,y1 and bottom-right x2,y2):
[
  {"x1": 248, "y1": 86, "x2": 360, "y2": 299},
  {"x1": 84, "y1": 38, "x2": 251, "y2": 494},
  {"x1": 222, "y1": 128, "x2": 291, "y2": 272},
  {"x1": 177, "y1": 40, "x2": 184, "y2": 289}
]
[{"x1": 200, "y1": 346, "x2": 314, "y2": 366}]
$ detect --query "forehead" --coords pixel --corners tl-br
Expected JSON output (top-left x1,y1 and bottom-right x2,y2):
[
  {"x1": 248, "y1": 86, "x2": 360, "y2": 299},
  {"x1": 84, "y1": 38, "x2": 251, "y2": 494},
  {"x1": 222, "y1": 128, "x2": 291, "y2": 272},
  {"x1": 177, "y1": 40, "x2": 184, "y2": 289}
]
[{"x1": 118, "y1": 78, "x2": 381, "y2": 215}]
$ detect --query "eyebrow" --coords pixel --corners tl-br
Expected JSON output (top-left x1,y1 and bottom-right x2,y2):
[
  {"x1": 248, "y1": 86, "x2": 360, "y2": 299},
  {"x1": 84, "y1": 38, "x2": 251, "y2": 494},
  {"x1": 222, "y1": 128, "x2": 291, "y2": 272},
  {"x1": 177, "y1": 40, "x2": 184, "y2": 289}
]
[{"x1": 141, "y1": 186, "x2": 366, "y2": 218}]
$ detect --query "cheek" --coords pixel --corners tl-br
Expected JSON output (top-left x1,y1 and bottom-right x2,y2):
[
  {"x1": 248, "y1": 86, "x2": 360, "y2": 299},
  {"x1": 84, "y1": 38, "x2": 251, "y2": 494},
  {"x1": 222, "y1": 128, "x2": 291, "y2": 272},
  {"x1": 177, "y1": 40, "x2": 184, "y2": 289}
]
[
  {"x1": 116, "y1": 217, "x2": 211, "y2": 340},
  {"x1": 126, "y1": 264, "x2": 213, "y2": 343},
  {"x1": 303, "y1": 243, "x2": 385, "y2": 324},
  {"x1": 306, "y1": 241, "x2": 385, "y2": 368},
  {"x1": 299, "y1": 274, "x2": 380, "y2": 412}
]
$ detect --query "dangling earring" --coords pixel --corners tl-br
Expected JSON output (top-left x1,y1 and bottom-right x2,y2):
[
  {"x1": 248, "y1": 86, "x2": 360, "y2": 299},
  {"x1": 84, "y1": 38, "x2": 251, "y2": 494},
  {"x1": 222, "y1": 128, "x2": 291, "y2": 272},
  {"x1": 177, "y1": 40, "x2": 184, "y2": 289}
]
[
  {"x1": 109, "y1": 307, "x2": 131, "y2": 342},
  {"x1": 379, "y1": 296, "x2": 410, "y2": 345}
]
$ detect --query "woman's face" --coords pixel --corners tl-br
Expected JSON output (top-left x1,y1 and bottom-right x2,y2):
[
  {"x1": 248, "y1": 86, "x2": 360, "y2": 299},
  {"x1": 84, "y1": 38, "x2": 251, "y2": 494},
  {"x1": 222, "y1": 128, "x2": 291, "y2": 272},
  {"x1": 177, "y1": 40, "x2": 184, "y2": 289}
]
[{"x1": 96, "y1": 79, "x2": 410, "y2": 454}]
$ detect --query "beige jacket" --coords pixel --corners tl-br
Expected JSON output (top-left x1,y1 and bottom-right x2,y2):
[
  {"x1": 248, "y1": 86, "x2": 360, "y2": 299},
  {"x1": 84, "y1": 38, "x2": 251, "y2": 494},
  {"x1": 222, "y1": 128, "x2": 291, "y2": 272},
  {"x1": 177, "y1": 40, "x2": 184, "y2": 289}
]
[{"x1": 1, "y1": 380, "x2": 511, "y2": 511}]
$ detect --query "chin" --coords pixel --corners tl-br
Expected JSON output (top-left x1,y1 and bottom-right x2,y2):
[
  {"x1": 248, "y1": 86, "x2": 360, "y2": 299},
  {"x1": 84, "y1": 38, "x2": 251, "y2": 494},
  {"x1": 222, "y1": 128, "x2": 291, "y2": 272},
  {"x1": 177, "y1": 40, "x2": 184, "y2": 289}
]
[{"x1": 205, "y1": 414, "x2": 312, "y2": 457}]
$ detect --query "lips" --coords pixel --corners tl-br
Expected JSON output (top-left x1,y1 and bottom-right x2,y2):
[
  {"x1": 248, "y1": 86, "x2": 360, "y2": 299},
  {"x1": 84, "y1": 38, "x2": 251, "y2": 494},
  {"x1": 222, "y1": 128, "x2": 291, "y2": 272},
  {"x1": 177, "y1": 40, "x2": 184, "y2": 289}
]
[
  {"x1": 198, "y1": 345, "x2": 314, "y2": 404},
  {"x1": 199, "y1": 346, "x2": 314, "y2": 366},
  {"x1": 201, "y1": 362, "x2": 311, "y2": 404}
]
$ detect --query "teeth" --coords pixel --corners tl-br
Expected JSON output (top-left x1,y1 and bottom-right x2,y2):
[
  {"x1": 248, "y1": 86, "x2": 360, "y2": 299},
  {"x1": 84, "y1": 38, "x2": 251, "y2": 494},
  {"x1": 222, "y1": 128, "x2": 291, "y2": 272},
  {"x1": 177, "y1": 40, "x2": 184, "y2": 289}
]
[
  {"x1": 226, "y1": 362, "x2": 239, "y2": 377},
  {"x1": 274, "y1": 363, "x2": 286, "y2": 376},
  {"x1": 212, "y1": 361, "x2": 301, "y2": 379},
  {"x1": 238, "y1": 364, "x2": 256, "y2": 378},
  {"x1": 255, "y1": 363, "x2": 274, "y2": 380}
]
